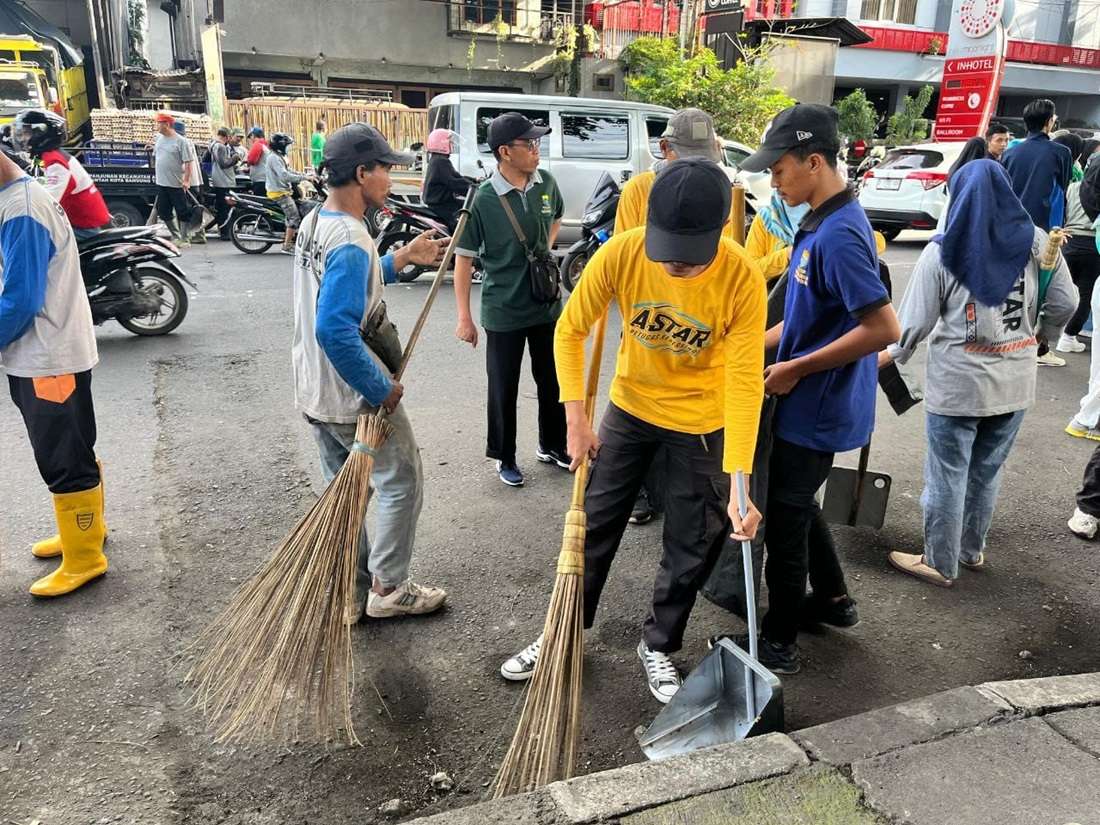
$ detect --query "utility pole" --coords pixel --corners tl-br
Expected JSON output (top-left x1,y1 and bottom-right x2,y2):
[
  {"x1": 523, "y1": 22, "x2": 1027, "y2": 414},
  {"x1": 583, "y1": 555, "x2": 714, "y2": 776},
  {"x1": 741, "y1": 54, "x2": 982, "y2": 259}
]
[{"x1": 569, "y1": 0, "x2": 585, "y2": 96}]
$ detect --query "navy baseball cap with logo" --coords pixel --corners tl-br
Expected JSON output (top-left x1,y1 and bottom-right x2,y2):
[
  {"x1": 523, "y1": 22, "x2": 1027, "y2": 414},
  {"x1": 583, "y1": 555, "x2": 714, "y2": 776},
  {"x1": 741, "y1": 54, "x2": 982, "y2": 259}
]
[
  {"x1": 487, "y1": 112, "x2": 551, "y2": 151},
  {"x1": 740, "y1": 103, "x2": 839, "y2": 173},
  {"x1": 646, "y1": 158, "x2": 732, "y2": 266},
  {"x1": 323, "y1": 122, "x2": 415, "y2": 176}
]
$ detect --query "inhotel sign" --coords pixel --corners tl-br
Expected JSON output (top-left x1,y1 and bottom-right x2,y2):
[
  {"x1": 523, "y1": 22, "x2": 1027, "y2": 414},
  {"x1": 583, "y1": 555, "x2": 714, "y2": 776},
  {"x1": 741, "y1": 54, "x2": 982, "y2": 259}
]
[{"x1": 932, "y1": 0, "x2": 1015, "y2": 141}]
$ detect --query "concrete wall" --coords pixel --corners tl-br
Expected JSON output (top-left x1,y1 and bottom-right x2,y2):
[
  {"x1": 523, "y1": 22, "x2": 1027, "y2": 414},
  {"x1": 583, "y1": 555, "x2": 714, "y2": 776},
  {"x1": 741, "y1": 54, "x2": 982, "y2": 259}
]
[
  {"x1": 29, "y1": 0, "x2": 93, "y2": 45},
  {"x1": 145, "y1": 0, "x2": 175, "y2": 70}
]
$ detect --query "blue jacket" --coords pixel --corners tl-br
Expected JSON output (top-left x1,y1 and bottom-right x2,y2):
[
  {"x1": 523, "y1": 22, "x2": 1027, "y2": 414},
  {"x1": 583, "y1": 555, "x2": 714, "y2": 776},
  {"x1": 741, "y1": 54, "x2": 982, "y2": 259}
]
[{"x1": 1002, "y1": 133, "x2": 1073, "y2": 231}]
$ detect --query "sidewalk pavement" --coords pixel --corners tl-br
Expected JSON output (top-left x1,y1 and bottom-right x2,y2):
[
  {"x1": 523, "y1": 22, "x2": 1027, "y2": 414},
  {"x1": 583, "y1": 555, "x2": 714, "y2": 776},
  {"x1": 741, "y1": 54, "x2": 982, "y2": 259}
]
[{"x1": 407, "y1": 672, "x2": 1100, "y2": 825}]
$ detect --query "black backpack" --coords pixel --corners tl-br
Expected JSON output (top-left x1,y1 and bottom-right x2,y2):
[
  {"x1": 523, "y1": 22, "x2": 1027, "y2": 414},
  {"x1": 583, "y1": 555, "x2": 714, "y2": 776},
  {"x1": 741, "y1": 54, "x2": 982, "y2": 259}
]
[{"x1": 1080, "y1": 158, "x2": 1100, "y2": 222}]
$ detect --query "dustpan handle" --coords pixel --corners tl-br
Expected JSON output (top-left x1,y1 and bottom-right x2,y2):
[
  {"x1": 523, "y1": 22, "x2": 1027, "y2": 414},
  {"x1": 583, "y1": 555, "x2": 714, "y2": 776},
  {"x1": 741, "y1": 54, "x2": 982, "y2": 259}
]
[{"x1": 735, "y1": 470, "x2": 758, "y2": 722}]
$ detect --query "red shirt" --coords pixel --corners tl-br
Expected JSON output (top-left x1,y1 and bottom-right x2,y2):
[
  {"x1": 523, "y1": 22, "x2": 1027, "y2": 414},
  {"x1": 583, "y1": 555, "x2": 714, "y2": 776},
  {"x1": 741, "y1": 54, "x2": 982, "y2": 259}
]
[
  {"x1": 246, "y1": 139, "x2": 268, "y2": 166},
  {"x1": 41, "y1": 149, "x2": 111, "y2": 229}
]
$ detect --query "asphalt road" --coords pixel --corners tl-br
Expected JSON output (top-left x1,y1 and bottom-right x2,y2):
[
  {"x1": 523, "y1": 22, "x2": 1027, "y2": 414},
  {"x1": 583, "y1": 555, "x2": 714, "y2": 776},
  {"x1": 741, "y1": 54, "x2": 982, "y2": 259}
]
[{"x1": 2, "y1": 232, "x2": 1099, "y2": 824}]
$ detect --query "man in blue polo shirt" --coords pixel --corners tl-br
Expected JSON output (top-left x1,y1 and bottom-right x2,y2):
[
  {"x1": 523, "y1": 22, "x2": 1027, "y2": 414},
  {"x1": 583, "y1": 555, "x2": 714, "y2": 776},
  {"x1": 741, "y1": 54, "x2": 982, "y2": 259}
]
[{"x1": 740, "y1": 104, "x2": 901, "y2": 674}]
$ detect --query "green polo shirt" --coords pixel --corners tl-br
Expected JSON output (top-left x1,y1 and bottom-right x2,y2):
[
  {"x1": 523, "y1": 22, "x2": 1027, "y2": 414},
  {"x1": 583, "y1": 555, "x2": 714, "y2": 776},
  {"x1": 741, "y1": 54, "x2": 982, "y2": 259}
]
[{"x1": 456, "y1": 168, "x2": 565, "y2": 332}]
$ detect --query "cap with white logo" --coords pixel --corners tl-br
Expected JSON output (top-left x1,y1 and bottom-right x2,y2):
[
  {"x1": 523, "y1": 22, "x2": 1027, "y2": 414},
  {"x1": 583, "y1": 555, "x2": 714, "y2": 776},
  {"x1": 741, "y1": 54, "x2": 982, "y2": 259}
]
[{"x1": 740, "y1": 103, "x2": 839, "y2": 173}]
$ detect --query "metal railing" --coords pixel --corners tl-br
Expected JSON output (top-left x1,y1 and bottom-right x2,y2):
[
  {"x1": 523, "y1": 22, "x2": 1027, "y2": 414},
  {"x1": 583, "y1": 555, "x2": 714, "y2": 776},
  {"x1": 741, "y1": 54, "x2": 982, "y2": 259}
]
[
  {"x1": 248, "y1": 82, "x2": 394, "y2": 103},
  {"x1": 448, "y1": 2, "x2": 573, "y2": 43}
]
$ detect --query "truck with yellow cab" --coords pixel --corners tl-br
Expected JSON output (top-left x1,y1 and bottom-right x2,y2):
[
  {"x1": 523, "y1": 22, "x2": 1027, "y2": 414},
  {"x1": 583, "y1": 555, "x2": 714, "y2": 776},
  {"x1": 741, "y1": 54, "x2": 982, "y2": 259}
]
[{"x1": 0, "y1": 35, "x2": 89, "y2": 140}]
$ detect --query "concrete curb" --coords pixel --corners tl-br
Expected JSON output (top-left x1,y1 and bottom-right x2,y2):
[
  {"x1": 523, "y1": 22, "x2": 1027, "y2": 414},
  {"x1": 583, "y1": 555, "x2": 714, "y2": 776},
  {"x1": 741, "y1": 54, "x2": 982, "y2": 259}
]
[{"x1": 405, "y1": 672, "x2": 1100, "y2": 824}]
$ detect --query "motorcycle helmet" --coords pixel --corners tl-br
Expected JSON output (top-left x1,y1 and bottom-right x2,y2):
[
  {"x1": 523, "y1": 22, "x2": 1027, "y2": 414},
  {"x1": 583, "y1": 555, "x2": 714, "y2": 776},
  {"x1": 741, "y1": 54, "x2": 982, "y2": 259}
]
[
  {"x1": 270, "y1": 133, "x2": 294, "y2": 155},
  {"x1": 426, "y1": 128, "x2": 457, "y2": 155},
  {"x1": 12, "y1": 109, "x2": 67, "y2": 156}
]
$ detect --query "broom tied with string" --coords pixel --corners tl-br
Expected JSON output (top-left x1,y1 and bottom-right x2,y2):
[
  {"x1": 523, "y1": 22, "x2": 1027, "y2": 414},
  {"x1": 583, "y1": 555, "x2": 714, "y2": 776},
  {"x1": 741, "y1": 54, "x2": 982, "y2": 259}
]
[
  {"x1": 185, "y1": 186, "x2": 477, "y2": 746},
  {"x1": 492, "y1": 310, "x2": 609, "y2": 798}
]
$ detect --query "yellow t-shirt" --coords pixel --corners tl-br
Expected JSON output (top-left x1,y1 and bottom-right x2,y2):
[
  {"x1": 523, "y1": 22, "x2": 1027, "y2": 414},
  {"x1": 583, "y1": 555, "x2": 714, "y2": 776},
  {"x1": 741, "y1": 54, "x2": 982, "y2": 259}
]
[
  {"x1": 745, "y1": 214, "x2": 792, "y2": 281},
  {"x1": 555, "y1": 227, "x2": 766, "y2": 473},
  {"x1": 615, "y1": 169, "x2": 740, "y2": 242}
]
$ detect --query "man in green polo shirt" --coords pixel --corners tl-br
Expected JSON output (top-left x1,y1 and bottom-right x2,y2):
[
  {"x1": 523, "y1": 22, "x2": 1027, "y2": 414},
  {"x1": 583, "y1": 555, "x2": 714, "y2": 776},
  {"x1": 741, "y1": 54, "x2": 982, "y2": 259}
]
[{"x1": 454, "y1": 112, "x2": 569, "y2": 487}]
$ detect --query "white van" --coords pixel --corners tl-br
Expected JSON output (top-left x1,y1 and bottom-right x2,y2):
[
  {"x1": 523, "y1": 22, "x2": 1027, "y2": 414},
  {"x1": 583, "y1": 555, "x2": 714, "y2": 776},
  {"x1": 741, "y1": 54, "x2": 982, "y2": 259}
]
[{"x1": 427, "y1": 92, "x2": 675, "y2": 244}]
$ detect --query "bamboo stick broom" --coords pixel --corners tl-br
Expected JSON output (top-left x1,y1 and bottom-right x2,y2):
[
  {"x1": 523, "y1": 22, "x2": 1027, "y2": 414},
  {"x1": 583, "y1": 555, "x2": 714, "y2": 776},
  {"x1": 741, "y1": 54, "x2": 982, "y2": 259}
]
[
  {"x1": 492, "y1": 309, "x2": 610, "y2": 798},
  {"x1": 185, "y1": 187, "x2": 478, "y2": 746}
]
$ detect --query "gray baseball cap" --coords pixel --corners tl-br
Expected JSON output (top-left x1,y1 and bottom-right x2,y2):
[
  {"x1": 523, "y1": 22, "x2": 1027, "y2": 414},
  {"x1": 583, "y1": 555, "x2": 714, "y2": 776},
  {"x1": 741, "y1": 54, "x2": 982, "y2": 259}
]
[
  {"x1": 323, "y1": 122, "x2": 414, "y2": 176},
  {"x1": 662, "y1": 108, "x2": 721, "y2": 162}
]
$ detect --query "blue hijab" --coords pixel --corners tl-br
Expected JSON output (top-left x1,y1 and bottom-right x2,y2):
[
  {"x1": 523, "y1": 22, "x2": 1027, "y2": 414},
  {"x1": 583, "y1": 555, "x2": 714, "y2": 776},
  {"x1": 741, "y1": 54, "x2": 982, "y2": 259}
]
[
  {"x1": 938, "y1": 159, "x2": 1033, "y2": 308},
  {"x1": 759, "y1": 191, "x2": 811, "y2": 246}
]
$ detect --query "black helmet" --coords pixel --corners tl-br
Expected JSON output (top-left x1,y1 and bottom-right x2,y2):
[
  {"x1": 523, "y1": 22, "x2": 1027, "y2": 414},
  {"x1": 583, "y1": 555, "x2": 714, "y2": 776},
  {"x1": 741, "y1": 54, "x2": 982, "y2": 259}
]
[
  {"x1": 12, "y1": 109, "x2": 67, "y2": 155},
  {"x1": 270, "y1": 133, "x2": 294, "y2": 155}
]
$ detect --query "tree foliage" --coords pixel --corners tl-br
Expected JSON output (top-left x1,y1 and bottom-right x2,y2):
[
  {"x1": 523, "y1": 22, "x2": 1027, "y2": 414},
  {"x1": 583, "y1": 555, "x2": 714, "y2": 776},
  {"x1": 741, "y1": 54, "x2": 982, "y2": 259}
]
[
  {"x1": 836, "y1": 89, "x2": 878, "y2": 143},
  {"x1": 619, "y1": 36, "x2": 794, "y2": 147},
  {"x1": 126, "y1": 0, "x2": 149, "y2": 69},
  {"x1": 887, "y1": 85, "x2": 934, "y2": 145}
]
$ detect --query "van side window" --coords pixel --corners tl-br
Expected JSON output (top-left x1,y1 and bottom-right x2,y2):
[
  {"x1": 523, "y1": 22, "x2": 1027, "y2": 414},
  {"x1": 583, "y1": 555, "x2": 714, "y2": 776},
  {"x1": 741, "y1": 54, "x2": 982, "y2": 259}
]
[
  {"x1": 561, "y1": 114, "x2": 629, "y2": 160},
  {"x1": 429, "y1": 104, "x2": 456, "y2": 134},
  {"x1": 646, "y1": 117, "x2": 669, "y2": 159},
  {"x1": 476, "y1": 107, "x2": 550, "y2": 154}
]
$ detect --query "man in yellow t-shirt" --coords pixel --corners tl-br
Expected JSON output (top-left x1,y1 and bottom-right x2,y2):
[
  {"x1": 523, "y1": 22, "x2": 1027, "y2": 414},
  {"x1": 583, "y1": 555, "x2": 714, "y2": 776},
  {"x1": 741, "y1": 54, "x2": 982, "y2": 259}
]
[{"x1": 498, "y1": 159, "x2": 767, "y2": 704}]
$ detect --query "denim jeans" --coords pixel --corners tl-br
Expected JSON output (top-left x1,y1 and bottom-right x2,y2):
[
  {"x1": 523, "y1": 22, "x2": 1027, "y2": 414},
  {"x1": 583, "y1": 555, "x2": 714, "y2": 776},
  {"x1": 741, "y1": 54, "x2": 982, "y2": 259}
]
[
  {"x1": 307, "y1": 405, "x2": 424, "y2": 614},
  {"x1": 922, "y1": 410, "x2": 1026, "y2": 579}
]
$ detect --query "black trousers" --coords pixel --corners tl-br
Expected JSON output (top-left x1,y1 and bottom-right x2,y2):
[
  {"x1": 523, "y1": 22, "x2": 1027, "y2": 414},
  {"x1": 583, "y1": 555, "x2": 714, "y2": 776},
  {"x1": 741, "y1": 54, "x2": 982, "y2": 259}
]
[
  {"x1": 9, "y1": 371, "x2": 100, "y2": 494},
  {"x1": 155, "y1": 185, "x2": 194, "y2": 228},
  {"x1": 1063, "y1": 240, "x2": 1099, "y2": 336},
  {"x1": 485, "y1": 322, "x2": 566, "y2": 463},
  {"x1": 212, "y1": 186, "x2": 232, "y2": 235},
  {"x1": 761, "y1": 436, "x2": 837, "y2": 646},
  {"x1": 1077, "y1": 445, "x2": 1100, "y2": 517},
  {"x1": 251, "y1": 181, "x2": 266, "y2": 197},
  {"x1": 583, "y1": 403, "x2": 729, "y2": 653}
]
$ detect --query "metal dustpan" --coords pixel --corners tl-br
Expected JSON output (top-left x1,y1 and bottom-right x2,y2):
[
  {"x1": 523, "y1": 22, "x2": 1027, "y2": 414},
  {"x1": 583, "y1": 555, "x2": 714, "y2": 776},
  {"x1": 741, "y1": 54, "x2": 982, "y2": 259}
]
[
  {"x1": 822, "y1": 440, "x2": 891, "y2": 529},
  {"x1": 637, "y1": 472, "x2": 784, "y2": 761}
]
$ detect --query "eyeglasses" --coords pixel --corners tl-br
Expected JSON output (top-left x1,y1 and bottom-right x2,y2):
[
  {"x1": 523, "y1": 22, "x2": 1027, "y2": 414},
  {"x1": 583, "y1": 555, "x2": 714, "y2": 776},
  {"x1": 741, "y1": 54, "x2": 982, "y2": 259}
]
[{"x1": 508, "y1": 138, "x2": 540, "y2": 152}]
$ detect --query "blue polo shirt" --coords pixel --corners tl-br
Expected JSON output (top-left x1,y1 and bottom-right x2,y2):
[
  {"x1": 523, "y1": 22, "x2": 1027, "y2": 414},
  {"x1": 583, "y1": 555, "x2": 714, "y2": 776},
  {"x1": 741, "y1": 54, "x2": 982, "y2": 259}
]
[{"x1": 774, "y1": 188, "x2": 888, "y2": 453}]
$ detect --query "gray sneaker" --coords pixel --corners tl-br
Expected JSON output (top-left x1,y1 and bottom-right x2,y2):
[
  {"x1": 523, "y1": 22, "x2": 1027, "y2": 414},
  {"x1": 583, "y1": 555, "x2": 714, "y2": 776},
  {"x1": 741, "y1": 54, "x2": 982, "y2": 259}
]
[
  {"x1": 365, "y1": 580, "x2": 447, "y2": 618},
  {"x1": 637, "y1": 640, "x2": 681, "y2": 703},
  {"x1": 500, "y1": 634, "x2": 543, "y2": 681}
]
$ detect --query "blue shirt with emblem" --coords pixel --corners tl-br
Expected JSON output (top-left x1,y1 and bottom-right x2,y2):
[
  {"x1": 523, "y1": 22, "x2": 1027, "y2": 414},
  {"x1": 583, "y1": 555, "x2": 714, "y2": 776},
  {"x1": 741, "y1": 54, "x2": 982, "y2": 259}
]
[{"x1": 774, "y1": 189, "x2": 889, "y2": 454}]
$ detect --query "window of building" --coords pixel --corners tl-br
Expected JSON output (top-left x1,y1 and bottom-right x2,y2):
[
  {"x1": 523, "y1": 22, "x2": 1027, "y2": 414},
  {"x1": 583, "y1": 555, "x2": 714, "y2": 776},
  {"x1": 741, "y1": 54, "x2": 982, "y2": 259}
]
[
  {"x1": 465, "y1": 1, "x2": 518, "y2": 26},
  {"x1": 860, "y1": 0, "x2": 917, "y2": 26},
  {"x1": 646, "y1": 116, "x2": 670, "y2": 159},
  {"x1": 592, "y1": 74, "x2": 615, "y2": 93},
  {"x1": 561, "y1": 114, "x2": 629, "y2": 160},
  {"x1": 476, "y1": 106, "x2": 551, "y2": 154}
]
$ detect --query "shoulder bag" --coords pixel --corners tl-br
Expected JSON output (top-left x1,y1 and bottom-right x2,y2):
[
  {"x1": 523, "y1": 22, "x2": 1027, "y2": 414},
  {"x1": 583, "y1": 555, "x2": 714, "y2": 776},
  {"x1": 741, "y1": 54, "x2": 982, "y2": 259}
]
[{"x1": 497, "y1": 193, "x2": 561, "y2": 304}]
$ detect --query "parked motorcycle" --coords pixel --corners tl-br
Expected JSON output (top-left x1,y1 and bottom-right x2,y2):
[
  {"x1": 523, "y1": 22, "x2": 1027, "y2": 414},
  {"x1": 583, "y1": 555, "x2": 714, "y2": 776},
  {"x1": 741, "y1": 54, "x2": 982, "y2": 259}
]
[
  {"x1": 226, "y1": 179, "x2": 325, "y2": 254},
  {"x1": 560, "y1": 172, "x2": 620, "y2": 292},
  {"x1": 80, "y1": 224, "x2": 196, "y2": 336},
  {"x1": 375, "y1": 198, "x2": 454, "y2": 282}
]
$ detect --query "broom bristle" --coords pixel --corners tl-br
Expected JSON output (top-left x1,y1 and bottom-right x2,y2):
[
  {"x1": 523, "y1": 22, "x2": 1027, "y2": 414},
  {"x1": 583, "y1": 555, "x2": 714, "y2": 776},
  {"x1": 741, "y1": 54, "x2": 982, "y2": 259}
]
[
  {"x1": 492, "y1": 507, "x2": 586, "y2": 797},
  {"x1": 184, "y1": 412, "x2": 393, "y2": 746}
]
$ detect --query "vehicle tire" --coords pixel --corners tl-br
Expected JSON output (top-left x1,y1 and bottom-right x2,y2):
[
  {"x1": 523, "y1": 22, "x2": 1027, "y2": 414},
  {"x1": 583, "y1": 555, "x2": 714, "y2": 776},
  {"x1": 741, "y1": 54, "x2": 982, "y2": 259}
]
[
  {"x1": 230, "y1": 212, "x2": 276, "y2": 254},
  {"x1": 878, "y1": 227, "x2": 902, "y2": 242},
  {"x1": 365, "y1": 206, "x2": 391, "y2": 237},
  {"x1": 116, "y1": 267, "x2": 189, "y2": 336},
  {"x1": 107, "y1": 201, "x2": 145, "y2": 228},
  {"x1": 560, "y1": 248, "x2": 589, "y2": 292},
  {"x1": 377, "y1": 230, "x2": 428, "y2": 282}
]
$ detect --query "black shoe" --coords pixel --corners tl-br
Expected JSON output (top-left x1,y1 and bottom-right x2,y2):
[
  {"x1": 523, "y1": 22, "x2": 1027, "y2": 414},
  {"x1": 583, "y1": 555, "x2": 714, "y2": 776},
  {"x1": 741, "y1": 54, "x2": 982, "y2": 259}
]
[
  {"x1": 711, "y1": 633, "x2": 801, "y2": 675},
  {"x1": 535, "y1": 445, "x2": 571, "y2": 470},
  {"x1": 628, "y1": 490, "x2": 655, "y2": 525},
  {"x1": 803, "y1": 595, "x2": 860, "y2": 629}
]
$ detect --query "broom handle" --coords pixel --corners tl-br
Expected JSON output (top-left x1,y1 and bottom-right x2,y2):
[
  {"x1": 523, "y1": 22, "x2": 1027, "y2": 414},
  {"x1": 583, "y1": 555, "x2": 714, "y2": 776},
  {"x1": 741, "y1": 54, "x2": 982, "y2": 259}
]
[
  {"x1": 570, "y1": 311, "x2": 610, "y2": 509},
  {"x1": 394, "y1": 186, "x2": 479, "y2": 383},
  {"x1": 735, "y1": 470, "x2": 758, "y2": 723}
]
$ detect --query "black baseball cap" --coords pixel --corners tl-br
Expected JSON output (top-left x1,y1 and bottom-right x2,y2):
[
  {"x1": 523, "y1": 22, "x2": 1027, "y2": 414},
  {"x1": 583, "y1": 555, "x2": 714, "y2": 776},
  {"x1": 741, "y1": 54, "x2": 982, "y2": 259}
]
[
  {"x1": 323, "y1": 122, "x2": 414, "y2": 176},
  {"x1": 487, "y1": 112, "x2": 551, "y2": 151},
  {"x1": 645, "y1": 158, "x2": 731, "y2": 266},
  {"x1": 740, "y1": 103, "x2": 839, "y2": 173}
]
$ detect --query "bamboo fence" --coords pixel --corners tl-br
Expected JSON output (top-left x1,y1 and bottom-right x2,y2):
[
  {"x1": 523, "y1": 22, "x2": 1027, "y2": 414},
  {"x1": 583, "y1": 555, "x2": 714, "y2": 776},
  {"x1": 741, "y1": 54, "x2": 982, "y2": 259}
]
[{"x1": 224, "y1": 98, "x2": 429, "y2": 170}]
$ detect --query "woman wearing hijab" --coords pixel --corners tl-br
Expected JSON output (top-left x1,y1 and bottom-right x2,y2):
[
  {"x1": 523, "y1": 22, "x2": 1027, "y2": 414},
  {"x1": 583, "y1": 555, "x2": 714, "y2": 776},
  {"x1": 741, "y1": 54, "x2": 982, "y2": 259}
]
[
  {"x1": 746, "y1": 192, "x2": 811, "y2": 281},
  {"x1": 882, "y1": 160, "x2": 1077, "y2": 587},
  {"x1": 422, "y1": 128, "x2": 471, "y2": 234}
]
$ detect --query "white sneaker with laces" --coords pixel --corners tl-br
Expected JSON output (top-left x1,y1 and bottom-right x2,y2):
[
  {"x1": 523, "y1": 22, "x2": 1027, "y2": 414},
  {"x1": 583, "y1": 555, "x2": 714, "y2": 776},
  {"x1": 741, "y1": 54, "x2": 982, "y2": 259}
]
[
  {"x1": 637, "y1": 640, "x2": 681, "y2": 704},
  {"x1": 1069, "y1": 507, "x2": 1099, "y2": 539},
  {"x1": 1057, "y1": 333, "x2": 1087, "y2": 353},
  {"x1": 1038, "y1": 351, "x2": 1067, "y2": 367},
  {"x1": 500, "y1": 634, "x2": 543, "y2": 681},
  {"x1": 365, "y1": 580, "x2": 447, "y2": 618}
]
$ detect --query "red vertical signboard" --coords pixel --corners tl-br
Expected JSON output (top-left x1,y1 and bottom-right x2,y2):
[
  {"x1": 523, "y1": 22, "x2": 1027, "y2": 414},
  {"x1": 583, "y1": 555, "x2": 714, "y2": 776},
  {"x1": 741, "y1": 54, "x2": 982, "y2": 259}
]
[{"x1": 932, "y1": 0, "x2": 1013, "y2": 142}]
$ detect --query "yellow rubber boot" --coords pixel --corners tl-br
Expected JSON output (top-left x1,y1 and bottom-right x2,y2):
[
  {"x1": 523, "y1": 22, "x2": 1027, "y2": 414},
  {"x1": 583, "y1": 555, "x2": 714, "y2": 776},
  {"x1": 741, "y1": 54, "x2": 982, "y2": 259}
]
[
  {"x1": 31, "y1": 461, "x2": 107, "y2": 558},
  {"x1": 30, "y1": 486, "x2": 108, "y2": 597}
]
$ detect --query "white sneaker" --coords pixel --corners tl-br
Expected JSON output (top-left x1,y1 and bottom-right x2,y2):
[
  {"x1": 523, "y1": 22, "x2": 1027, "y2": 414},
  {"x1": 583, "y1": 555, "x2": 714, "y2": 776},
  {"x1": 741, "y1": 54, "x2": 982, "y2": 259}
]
[
  {"x1": 365, "y1": 580, "x2": 447, "y2": 618},
  {"x1": 500, "y1": 634, "x2": 543, "y2": 681},
  {"x1": 1057, "y1": 334, "x2": 1087, "y2": 353},
  {"x1": 637, "y1": 640, "x2": 681, "y2": 704},
  {"x1": 1038, "y1": 351, "x2": 1067, "y2": 367},
  {"x1": 1069, "y1": 507, "x2": 1099, "y2": 539}
]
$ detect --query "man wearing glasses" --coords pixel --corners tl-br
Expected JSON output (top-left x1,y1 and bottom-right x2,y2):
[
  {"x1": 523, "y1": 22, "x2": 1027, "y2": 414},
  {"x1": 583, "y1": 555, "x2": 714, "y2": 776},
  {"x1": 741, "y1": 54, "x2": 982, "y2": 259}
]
[{"x1": 454, "y1": 113, "x2": 570, "y2": 487}]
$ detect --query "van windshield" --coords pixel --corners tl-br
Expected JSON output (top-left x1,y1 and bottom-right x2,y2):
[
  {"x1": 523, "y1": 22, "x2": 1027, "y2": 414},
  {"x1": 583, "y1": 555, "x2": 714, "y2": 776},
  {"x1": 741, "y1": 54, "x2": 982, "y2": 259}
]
[
  {"x1": 0, "y1": 72, "x2": 42, "y2": 112},
  {"x1": 476, "y1": 107, "x2": 550, "y2": 154}
]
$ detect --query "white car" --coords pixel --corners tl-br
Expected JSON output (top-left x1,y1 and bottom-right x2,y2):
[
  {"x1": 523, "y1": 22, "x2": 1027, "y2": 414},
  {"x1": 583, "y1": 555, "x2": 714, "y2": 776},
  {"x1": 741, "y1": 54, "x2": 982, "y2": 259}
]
[
  {"x1": 721, "y1": 139, "x2": 773, "y2": 214},
  {"x1": 858, "y1": 142, "x2": 966, "y2": 239}
]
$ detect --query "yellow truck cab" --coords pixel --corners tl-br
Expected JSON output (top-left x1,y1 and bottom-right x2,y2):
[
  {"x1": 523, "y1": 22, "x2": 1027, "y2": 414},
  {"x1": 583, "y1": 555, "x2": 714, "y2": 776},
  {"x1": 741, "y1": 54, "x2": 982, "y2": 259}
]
[{"x1": 0, "y1": 36, "x2": 88, "y2": 139}]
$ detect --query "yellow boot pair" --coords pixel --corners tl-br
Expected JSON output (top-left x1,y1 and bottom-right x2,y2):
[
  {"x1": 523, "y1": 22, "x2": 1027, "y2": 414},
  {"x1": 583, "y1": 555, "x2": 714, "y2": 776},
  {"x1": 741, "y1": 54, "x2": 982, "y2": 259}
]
[
  {"x1": 29, "y1": 485, "x2": 109, "y2": 597},
  {"x1": 32, "y1": 461, "x2": 107, "y2": 558}
]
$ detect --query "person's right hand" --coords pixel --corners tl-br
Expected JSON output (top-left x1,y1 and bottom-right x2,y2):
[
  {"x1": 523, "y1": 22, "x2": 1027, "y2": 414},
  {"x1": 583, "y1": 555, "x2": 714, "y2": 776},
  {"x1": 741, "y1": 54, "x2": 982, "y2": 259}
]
[
  {"x1": 567, "y1": 419, "x2": 601, "y2": 472},
  {"x1": 381, "y1": 380, "x2": 404, "y2": 414},
  {"x1": 181, "y1": 181, "x2": 190, "y2": 193},
  {"x1": 456, "y1": 317, "x2": 479, "y2": 348}
]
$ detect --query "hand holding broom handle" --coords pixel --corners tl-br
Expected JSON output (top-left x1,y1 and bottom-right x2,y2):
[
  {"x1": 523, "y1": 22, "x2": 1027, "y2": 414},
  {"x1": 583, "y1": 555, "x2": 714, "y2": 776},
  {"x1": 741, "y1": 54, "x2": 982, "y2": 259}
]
[
  {"x1": 393, "y1": 185, "x2": 479, "y2": 383},
  {"x1": 1037, "y1": 226, "x2": 1064, "y2": 312},
  {"x1": 735, "y1": 469, "x2": 758, "y2": 722}
]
